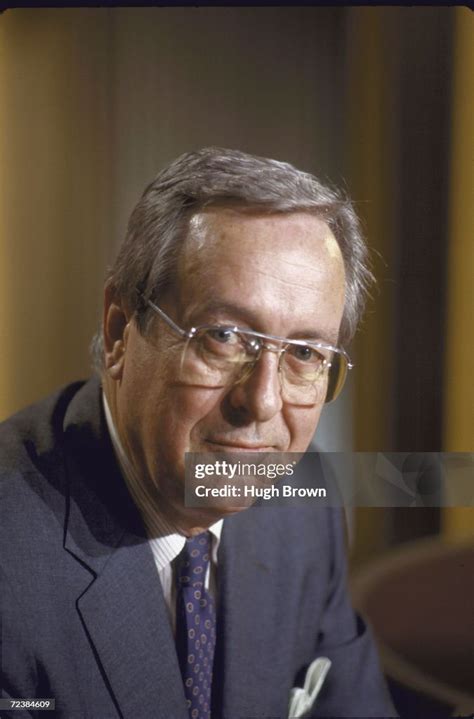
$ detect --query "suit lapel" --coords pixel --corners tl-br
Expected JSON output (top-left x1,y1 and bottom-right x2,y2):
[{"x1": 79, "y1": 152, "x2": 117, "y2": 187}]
[
  {"x1": 61, "y1": 378, "x2": 189, "y2": 719},
  {"x1": 76, "y1": 540, "x2": 188, "y2": 719}
]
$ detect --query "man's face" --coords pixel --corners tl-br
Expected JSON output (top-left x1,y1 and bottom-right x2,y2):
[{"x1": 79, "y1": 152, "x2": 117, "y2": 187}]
[{"x1": 104, "y1": 209, "x2": 346, "y2": 529}]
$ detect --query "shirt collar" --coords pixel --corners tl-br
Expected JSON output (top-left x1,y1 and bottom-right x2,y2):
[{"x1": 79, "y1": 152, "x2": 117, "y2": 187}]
[{"x1": 102, "y1": 391, "x2": 223, "y2": 571}]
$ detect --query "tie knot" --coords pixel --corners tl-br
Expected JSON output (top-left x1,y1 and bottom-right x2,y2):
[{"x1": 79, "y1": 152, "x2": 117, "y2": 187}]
[{"x1": 177, "y1": 531, "x2": 212, "y2": 588}]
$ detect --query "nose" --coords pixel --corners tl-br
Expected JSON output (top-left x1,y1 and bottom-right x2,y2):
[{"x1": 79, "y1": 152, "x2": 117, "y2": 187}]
[{"x1": 227, "y1": 348, "x2": 283, "y2": 421}]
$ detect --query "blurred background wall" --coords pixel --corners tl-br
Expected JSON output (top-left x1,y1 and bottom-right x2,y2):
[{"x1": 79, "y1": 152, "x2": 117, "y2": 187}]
[{"x1": 0, "y1": 7, "x2": 472, "y2": 558}]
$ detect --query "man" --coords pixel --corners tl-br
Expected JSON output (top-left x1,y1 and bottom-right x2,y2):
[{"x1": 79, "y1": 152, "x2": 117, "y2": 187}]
[{"x1": 0, "y1": 148, "x2": 397, "y2": 718}]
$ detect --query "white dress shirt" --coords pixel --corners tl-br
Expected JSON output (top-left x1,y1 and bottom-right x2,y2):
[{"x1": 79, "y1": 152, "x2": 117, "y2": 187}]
[{"x1": 102, "y1": 393, "x2": 223, "y2": 632}]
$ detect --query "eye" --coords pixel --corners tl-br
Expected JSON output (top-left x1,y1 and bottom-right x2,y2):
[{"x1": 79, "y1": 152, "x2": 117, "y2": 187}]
[
  {"x1": 294, "y1": 345, "x2": 321, "y2": 362},
  {"x1": 200, "y1": 328, "x2": 242, "y2": 359},
  {"x1": 294, "y1": 345, "x2": 313, "y2": 361},
  {"x1": 207, "y1": 328, "x2": 238, "y2": 344},
  {"x1": 287, "y1": 343, "x2": 328, "y2": 369}
]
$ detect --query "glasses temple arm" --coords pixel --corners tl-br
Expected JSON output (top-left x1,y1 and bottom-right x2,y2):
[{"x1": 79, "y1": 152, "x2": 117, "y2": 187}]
[{"x1": 144, "y1": 297, "x2": 191, "y2": 338}]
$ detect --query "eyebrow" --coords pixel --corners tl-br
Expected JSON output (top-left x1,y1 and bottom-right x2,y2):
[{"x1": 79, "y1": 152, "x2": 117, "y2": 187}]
[{"x1": 185, "y1": 300, "x2": 338, "y2": 345}]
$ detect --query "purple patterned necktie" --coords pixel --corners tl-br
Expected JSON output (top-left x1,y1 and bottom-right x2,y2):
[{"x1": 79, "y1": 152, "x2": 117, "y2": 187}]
[{"x1": 175, "y1": 532, "x2": 216, "y2": 719}]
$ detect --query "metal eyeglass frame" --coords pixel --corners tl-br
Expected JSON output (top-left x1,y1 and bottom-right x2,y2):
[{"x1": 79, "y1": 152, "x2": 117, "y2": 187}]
[{"x1": 141, "y1": 296, "x2": 353, "y2": 399}]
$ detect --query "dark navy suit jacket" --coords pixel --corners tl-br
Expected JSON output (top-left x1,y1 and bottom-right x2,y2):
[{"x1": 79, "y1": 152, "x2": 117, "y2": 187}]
[{"x1": 0, "y1": 378, "x2": 397, "y2": 718}]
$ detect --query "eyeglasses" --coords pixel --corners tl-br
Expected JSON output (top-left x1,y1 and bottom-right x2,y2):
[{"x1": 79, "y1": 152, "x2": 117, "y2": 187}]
[{"x1": 142, "y1": 298, "x2": 353, "y2": 405}]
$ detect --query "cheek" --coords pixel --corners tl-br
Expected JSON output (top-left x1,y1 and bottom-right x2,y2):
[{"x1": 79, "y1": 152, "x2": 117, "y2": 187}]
[
  {"x1": 154, "y1": 387, "x2": 227, "y2": 443},
  {"x1": 284, "y1": 405, "x2": 323, "y2": 452}
]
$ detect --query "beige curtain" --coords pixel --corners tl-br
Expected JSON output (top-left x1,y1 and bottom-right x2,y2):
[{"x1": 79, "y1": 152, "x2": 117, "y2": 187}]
[
  {"x1": 443, "y1": 8, "x2": 474, "y2": 541},
  {"x1": 0, "y1": 9, "x2": 112, "y2": 417}
]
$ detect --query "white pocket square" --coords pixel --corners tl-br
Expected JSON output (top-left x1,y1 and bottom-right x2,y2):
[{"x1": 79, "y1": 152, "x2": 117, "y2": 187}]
[{"x1": 288, "y1": 657, "x2": 332, "y2": 718}]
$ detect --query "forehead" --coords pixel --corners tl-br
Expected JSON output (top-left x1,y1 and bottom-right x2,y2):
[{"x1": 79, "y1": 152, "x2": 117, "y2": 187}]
[{"x1": 176, "y1": 208, "x2": 346, "y2": 340}]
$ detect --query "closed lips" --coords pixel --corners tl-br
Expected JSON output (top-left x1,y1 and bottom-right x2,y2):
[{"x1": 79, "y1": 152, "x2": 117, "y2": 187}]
[{"x1": 206, "y1": 439, "x2": 274, "y2": 450}]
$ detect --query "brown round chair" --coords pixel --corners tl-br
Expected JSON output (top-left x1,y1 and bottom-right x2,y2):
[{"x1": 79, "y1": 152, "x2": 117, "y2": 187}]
[{"x1": 350, "y1": 537, "x2": 474, "y2": 717}]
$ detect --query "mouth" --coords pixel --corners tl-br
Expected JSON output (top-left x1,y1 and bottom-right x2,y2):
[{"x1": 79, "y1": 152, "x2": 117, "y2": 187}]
[{"x1": 205, "y1": 439, "x2": 276, "y2": 453}]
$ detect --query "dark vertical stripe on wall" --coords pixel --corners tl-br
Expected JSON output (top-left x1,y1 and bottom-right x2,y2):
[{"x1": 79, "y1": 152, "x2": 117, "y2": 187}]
[
  {"x1": 391, "y1": 9, "x2": 454, "y2": 543},
  {"x1": 394, "y1": 8, "x2": 454, "y2": 453}
]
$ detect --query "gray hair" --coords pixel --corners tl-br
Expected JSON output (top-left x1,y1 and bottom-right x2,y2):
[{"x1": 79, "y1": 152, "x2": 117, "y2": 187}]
[{"x1": 90, "y1": 146, "x2": 373, "y2": 371}]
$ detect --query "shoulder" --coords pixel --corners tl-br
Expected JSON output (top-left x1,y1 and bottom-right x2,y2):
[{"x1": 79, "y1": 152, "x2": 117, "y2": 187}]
[
  {"x1": 0, "y1": 380, "x2": 86, "y2": 474},
  {"x1": 0, "y1": 379, "x2": 94, "y2": 558}
]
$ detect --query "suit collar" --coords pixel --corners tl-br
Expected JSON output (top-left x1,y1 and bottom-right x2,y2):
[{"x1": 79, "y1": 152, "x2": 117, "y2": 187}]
[
  {"x1": 61, "y1": 376, "x2": 189, "y2": 719},
  {"x1": 62, "y1": 374, "x2": 145, "y2": 575}
]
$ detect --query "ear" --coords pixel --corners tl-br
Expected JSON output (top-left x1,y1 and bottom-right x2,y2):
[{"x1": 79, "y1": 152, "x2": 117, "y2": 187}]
[{"x1": 103, "y1": 284, "x2": 131, "y2": 381}]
